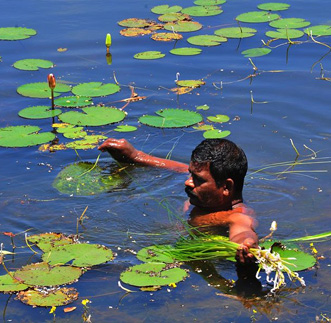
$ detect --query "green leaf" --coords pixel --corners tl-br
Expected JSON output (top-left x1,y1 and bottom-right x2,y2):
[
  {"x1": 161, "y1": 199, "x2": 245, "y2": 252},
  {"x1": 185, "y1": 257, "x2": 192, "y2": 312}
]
[
  {"x1": 170, "y1": 47, "x2": 202, "y2": 56},
  {"x1": 207, "y1": 114, "x2": 230, "y2": 123},
  {"x1": 151, "y1": 5, "x2": 182, "y2": 14},
  {"x1": 269, "y1": 18, "x2": 311, "y2": 29},
  {"x1": 203, "y1": 129, "x2": 231, "y2": 138},
  {"x1": 17, "y1": 287, "x2": 78, "y2": 307},
  {"x1": 65, "y1": 135, "x2": 107, "y2": 150},
  {"x1": 72, "y1": 82, "x2": 120, "y2": 97},
  {"x1": 0, "y1": 125, "x2": 56, "y2": 148},
  {"x1": 17, "y1": 82, "x2": 71, "y2": 98},
  {"x1": 118, "y1": 18, "x2": 153, "y2": 28},
  {"x1": 134, "y1": 51, "x2": 166, "y2": 60},
  {"x1": 62, "y1": 128, "x2": 87, "y2": 139},
  {"x1": 266, "y1": 28, "x2": 304, "y2": 39},
  {"x1": 54, "y1": 96, "x2": 92, "y2": 107},
  {"x1": 194, "y1": 0, "x2": 226, "y2": 5},
  {"x1": 257, "y1": 2, "x2": 290, "y2": 11},
  {"x1": 214, "y1": 27, "x2": 257, "y2": 38},
  {"x1": 43, "y1": 243, "x2": 114, "y2": 267},
  {"x1": 53, "y1": 162, "x2": 122, "y2": 196},
  {"x1": 158, "y1": 13, "x2": 190, "y2": 22},
  {"x1": 137, "y1": 245, "x2": 176, "y2": 263},
  {"x1": 285, "y1": 231, "x2": 331, "y2": 242},
  {"x1": 114, "y1": 125, "x2": 138, "y2": 132},
  {"x1": 120, "y1": 263, "x2": 188, "y2": 287},
  {"x1": 305, "y1": 25, "x2": 331, "y2": 36},
  {"x1": 196, "y1": 104, "x2": 210, "y2": 110},
  {"x1": 0, "y1": 27, "x2": 37, "y2": 41},
  {"x1": 176, "y1": 79, "x2": 205, "y2": 87},
  {"x1": 187, "y1": 35, "x2": 227, "y2": 46},
  {"x1": 236, "y1": 11, "x2": 280, "y2": 23},
  {"x1": 13, "y1": 59, "x2": 54, "y2": 71},
  {"x1": 18, "y1": 105, "x2": 62, "y2": 119},
  {"x1": 193, "y1": 124, "x2": 214, "y2": 131},
  {"x1": 164, "y1": 21, "x2": 203, "y2": 32},
  {"x1": 181, "y1": 5, "x2": 223, "y2": 17},
  {"x1": 0, "y1": 273, "x2": 29, "y2": 293},
  {"x1": 241, "y1": 47, "x2": 272, "y2": 57},
  {"x1": 27, "y1": 233, "x2": 75, "y2": 253},
  {"x1": 59, "y1": 106, "x2": 125, "y2": 126},
  {"x1": 14, "y1": 262, "x2": 83, "y2": 286}
]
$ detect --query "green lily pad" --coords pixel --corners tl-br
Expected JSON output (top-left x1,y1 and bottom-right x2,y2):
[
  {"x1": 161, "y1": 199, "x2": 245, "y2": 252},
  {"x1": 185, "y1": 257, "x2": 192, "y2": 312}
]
[
  {"x1": 176, "y1": 79, "x2": 205, "y2": 87},
  {"x1": 214, "y1": 27, "x2": 257, "y2": 38},
  {"x1": 58, "y1": 106, "x2": 125, "y2": 126},
  {"x1": 0, "y1": 273, "x2": 29, "y2": 293},
  {"x1": 158, "y1": 13, "x2": 190, "y2": 22},
  {"x1": 241, "y1": 47, "x2": 272, "y2": 57},
  {"x1": 207, "y1": 114, "x2": 230, "y2": 123},
  {"x1": 27, "y1": 233, "x2": 75, "y2": 253},
  {"x1": 193, "y1": 124, "x2": 214, "y2": 131},
  {"x1": 269, "y1": 18, "x2": 311, "y2": 29},
  {"x1": 266, "y1": 28, "x2": 304, "y2": 39},
  {"x1": 181, "y1": 5, "x2": 223, "y2": 17},
  {"x1": 257, "y1": 2, "x2": 290, "y2": 11},
  {"x1": 72, "y1": 82, "x2": 120, "y2": 98},
  {"x1": 17, "y1": 82, "x2": 71, "y2": 98},
  {"x1": 236, "y1": 11, "x2": 280, "y2": 23},
  {"x1": 170, "y1": 47, "x2": 202, "y2": 56},
  {"x1": 14, "y1": 262, "x2": 83, "y2": 286},
  {"x1": 194, "y1": 0, "x2": 226, "y2": 5},
  {"x1": 137, "y1": 245, "x2": 175, "y2": 263},
  {"x1": 187, "y1": 35, "x2": 227, "y2": 46},
  {"x1": 13, "y1": 59, "x2": 54, "y2": 71},
  {"x1": 18, "y1": 105, "x2": 62, "y2": 119},
  {"x1": 196, "y1": 104, "x2": 210, "y2": 110},
  {"x1": 114, "y1": 125, "x2": 138, "y2": 132},
  {"x1": 0, "y1": 27, "x2": 37, "y2": 41},
  {"x1": 139, "y1": 108, "x2": 202, "y2": 128},
  {"x1": 62, "y1": 128, "x2": 87, "y2": 139},
  {"x1": 43, "y1": 243, "x2": 114, "y2": 267},
  {"x1": 151, "y1": 32, "x2": 183, "y2": 42},
  {"x1": 118, "y1": 18, "x2": 153, "y2": 28},
  {"x1": 151, "y1": 5, "x2": 182, "y2": 14},
  {"x1": 65, "y1": 135, "x2": 107, "y2": 150},
  {"x1": 203, "y1": 129, "x2": 231, "y2": 138},
  {"x1": 164, "y1": 21, "x2": 203, "y2": 32},
  {"x1": 120, "y1": 263, "x2": 188, "y2": 287},
  {"x1": 120, "y1": 28, "x2": 153, "y2": 37},
  {"x1": 305, "y1": 25, "x2": 331, "y2": 36},
  {"x1": 54, "y1": 96, "x2": 92, "y2": 107},
  {"x1": 17, "y1": 287, "x2": 79, "y2": 307},
  {"x1": 53, "y1": 161, "x2": 122, "y2": 195},
  {"x1": 134, "y1": 51, "x2": 166, "y2": 60},
  {"x1": 0, "y1": 125, "x2": 56, "y2": 148}
]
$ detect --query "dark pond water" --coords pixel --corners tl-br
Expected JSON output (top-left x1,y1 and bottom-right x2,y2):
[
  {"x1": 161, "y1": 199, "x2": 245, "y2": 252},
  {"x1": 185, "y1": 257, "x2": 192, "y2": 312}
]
[{"x1": 1, "y1": 0, "x2": 331, "y2": 321}]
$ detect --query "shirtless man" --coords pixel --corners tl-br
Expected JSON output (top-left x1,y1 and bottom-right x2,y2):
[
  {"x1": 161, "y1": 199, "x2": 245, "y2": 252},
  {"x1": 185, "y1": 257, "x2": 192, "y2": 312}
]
[{"x1": 98, "y1": 137, "x2": 258, "y2": 264}]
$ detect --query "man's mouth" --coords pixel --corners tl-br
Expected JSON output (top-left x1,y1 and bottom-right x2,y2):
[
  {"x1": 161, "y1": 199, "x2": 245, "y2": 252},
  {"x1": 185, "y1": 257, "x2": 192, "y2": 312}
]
[{"x1": 185, "y1": 187, "x2": 197, "y2": 200}]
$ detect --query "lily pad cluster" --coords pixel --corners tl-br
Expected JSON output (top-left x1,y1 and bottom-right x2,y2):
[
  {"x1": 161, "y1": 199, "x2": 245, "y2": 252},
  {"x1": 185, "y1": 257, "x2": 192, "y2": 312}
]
[{"x1": 0, "y1": 232, "x2": 114, "y2": 307}]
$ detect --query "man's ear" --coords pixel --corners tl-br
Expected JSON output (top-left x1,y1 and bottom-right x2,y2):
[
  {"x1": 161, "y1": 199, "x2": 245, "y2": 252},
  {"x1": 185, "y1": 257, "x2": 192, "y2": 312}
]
[{"x1": 223, "y1": 178, "x2": 234, "y2": 196}]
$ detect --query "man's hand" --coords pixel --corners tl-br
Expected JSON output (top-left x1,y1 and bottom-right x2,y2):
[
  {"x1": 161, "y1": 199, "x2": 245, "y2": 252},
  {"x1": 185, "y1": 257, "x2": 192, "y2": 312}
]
[
  {"x1": 98, "y1": 138, "x2": 138, "y2": 163},
  {"x1": 236, "y1": 237, "x2": 257, "y2": 264}
]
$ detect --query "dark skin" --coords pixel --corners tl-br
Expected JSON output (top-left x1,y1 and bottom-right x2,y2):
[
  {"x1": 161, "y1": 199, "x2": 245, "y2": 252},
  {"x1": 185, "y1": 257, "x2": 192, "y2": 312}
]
[{"x1": 98, "y1": 138, "x2": 258, "y2": 264}]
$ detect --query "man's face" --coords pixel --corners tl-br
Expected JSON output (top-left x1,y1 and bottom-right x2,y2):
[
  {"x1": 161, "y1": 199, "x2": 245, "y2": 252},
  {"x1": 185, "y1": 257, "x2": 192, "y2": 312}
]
[{"x1": 185, "y1": 161, "x2": 227, "y2": 210}]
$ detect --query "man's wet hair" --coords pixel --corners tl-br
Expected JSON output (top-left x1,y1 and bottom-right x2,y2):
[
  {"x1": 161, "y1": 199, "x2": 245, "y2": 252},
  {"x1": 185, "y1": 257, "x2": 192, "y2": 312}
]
[{"x1": 191, "y1": 139, "x2": 248, "y2": 193}]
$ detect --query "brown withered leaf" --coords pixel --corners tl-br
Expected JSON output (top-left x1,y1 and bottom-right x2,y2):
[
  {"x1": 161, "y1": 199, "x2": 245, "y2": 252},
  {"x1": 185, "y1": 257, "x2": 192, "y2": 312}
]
[{"x1": 151, "y1": 32, "x2": 183, "y2": 42}]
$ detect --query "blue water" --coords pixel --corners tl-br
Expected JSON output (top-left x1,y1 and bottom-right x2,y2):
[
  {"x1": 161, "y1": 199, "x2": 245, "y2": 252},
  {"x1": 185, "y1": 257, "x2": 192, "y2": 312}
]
[{"x1": 1, "y1": 0, "x2": 330, "y2": 321}]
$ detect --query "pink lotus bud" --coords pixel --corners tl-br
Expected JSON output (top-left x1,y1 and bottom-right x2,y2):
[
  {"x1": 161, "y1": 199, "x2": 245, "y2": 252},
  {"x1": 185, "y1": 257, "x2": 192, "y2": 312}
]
[{"x1": 48, "y1": 73, "x2": 56, "y2": 90}]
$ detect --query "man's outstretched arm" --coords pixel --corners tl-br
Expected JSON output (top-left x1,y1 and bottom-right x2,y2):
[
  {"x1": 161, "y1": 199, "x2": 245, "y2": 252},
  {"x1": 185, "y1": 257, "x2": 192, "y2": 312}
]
[{"x1": 98, "y1": 138, "x2": 189, "y2": 172}]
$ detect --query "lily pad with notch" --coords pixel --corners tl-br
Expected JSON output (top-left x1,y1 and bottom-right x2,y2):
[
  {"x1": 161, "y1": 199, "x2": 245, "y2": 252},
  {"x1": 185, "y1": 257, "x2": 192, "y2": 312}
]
[
  {"x1": 176, "y1": 79, "x2": 205, "y2": 87},
  {"x1": 187, "y1": 34, "x2": 227, "y2": 46},
  {"x1": 137, "y1": 245, "x2": 176, "y2": 263},
  {"x1": 13, "y1": 59, "x2": 54, "y2": 71},
  {"x1": 164, "y1": 21, "x2": 203, "y2": 32},
  {"x1": 118, "y1": 18, "x2": 154, "y2": 28},
  {"x1": 65, "y1": 135, "x2": 107, "y2": 150},
  {"x1": 18, "y1": 105, "x2": 62, "y2": 119},
  {"x1": 0, "y1": 27, "x2": 37, "y2": 41},
  {"x1": 203, "y1": 129, "x2": 231, "y2": 138},
  {"x1": 72, "y1": 82, "x2": 120, "y2": 98},
  {"x1": 114, "y1": 125, "x2": 138, "y2": 132},
  {"x1": 207, "y1": 114, "x2": 230, "y2": 123},
  {"x1": 236, "y1": 11, "x2": 280, "y2": 23},
  {"x1": 54, "y1": 96, "x2": 92, "y2": 108},
  {"x1": 241, "y1": 48, "x2": 271, "y2": 57},
  {"x1": 194, "y1": 0, "x2": 226, "y2": 5},
  {"x1": 17, "y1": 82, "x2": 71, "y2": 98},
  {"x1": 257, "y1": 2, "x2": 290, "y2": 11},
  {"x1": 151, "y1": 32, "x2": 183, "y2": 42},
  {"x1": 158, "y1": 13, "x2": 190, "y2": 22},
  {"x1": 151, "y1": 5, "x2": 182, "y2": 14},
  {"x1": 214, "y1": 27, "x2": 257, "y2": 38},
  {"x1": 134, "y1": 51, "x2": 166, "y2": 60},
  {"x1": 269, "y1": 18, "x2": 311, "y2": 29},
  {"x1": 0, "y1": 273, "x2": 29, "y2": 293},
  {"x1": 266, "y1": 28, "x2": 304, "y2": 39},
  {"x1": 181, "y1": 5, "x2": 223, "y2": 17},
  {"x1": 304, "y1": 25, "x2": 331, "y2": 36},
  {"x1": 170, "y1": 47, "x2": 202, "y2": 56},
  {"x1": 120, "y1": 28, "x2": 153, "y2": 37}
]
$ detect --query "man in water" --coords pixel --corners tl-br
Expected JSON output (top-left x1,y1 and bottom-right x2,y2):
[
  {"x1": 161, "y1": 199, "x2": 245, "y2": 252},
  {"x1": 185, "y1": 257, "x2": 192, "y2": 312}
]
[{"x1": 98, "y1": 138, "x2": 258, "y2": 265}]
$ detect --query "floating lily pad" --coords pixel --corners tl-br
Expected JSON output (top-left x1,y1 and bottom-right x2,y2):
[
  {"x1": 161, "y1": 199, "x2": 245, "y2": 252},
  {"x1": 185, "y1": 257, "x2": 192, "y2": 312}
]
[
  {"x1": 120, "y1": 28, "x2": 153, "y2": 37},
  {"x1": 187, "y1": 34, "x2": 227, "y2": 46},
  {"x1": 193, "y1": 124, "x2": 214, "y2": 131},
  {"x1": 53, "y1": 161, "x2": 122, "y2": 195},
  {"x1": 27, "y1": 233, "x2": 75, "y2": 253},
  {"x1": 203, "y1": 129, "x2": 231, "y2": 138},
  {"x1": 207, "y1": 114, "x2": 230, "y2": 123},
  {"x1": 137, "y1": 245, "x2": 175, "y2": 263},
  {"x1": 43, "y1": 243, "x2": 114, "y2": 267},
  {"x1": 0, "y1": 27, "x2": 37, "y2": 41},
  {"x1": 120, "y1": 263, "x2": 187, "y2": 287},
  {"x1": 158, "y1": 13, "x2": 190, "y2": 22},
  {"x1": 62, "y1": 128, "x2": 87, "y2": 139},
  {"x1": 0, "y1": 273, "x2": 29, "y2": 293},
  {"x1": 266, "y1": 28, "x2": 304, "y2": 39},
  {"x1": 13, "y1": 59, "x2": 54, "y2": 71},
  {"x1": 54, "y1": 96, "x2": 92, "y2": 107},
  {"x1": 17, "y1": 82, "x2": 71, "y2": 98},
  {"x1": 18, "y1": 106, "x2": 62, "y2": 119},
  {"x1": 0, "y1": 125, "x2": 56, "y2": 148},
  {"x1": 194, "y1": 0, "x2": 226, "y2": 5},
  {"x1": 65, "y1": 135, "x2": 107, "y2": 150},
  {"x1": 181, "y1": 5, "x2": 223, "y2": 17},
  {"x1": 170, "y1": 47, "x2": 202, "y2": 56},
  {"x1": 14, "y1": 262, "x2": 82, "y2": 286},
  {"x1": 241, "y1": 47, "x2": 271, "y2": 57},
  {"x1": 134, "y1": 51, "x2": 166, "y2": 60},
  {"x1": 269, "y1": 18, "x2": 311, "y2": 29},
  {"x1": 196, "y1": 104, "x2": 210, "y2": 110},
  {"x1": 17, "y1": 287, "x2": 79, "y2": 307},
  {"x1": 164, "y1": 21, "x2": 203, "y2": 32},
  {"x1": 214, "y1": 27, "x2": 257, "y2": 38},
  {"x1": 151, "y1": 32, "x2": 183, "y2": 41},
  {"x1": 139, "y1": 108, "x2": 202, "y2": 128},
  {"x1": 118, "y1": 18, "x2": 153, "y2": 28},
  {"x1": 151, "y1": 5, "x2": 182, "y2": 14},
  {"x1": 59, "y1": 106, "x2": 125, "y2": 126},
  {"x1": 114, "y1": 125, "x2": 138, "y2": 132},
  {"x1": 236, "y1": 11, "x2": 280, "y2": 23},
  {"x1": 176, "y1": 79, "x2": 205, "y2": 87},
  {"x1": 257, "y1": 2, "x2": 290, "y2": 11},
  {"x1": 305, "y1": 25, "x2": 331, "y2": 36},
  {"x1": 72, "y1": 82, "x2": 120, "y2": 98}
]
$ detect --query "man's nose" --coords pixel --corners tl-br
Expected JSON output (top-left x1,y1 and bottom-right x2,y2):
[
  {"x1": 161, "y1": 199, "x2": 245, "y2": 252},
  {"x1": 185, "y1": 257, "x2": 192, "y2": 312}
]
[{"x1": 185, "y1": 177, "x2": 194, "y2": 188}]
